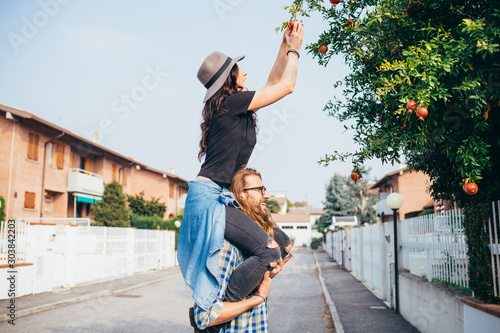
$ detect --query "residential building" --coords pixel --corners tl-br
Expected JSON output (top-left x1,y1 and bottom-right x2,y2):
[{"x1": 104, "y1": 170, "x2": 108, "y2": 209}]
[
  {"x1": 371, "y1": 166, "x2": 435, "y2": 222},
  {"x1": 272, "y1": 213, "x2": 312, "y2": 247},
  {"x1": 0, "y1": 103, "x2": 188, "y2": 221},
  {"x1": 268, "y1": 191, "x2": 287, "y2": 214}
]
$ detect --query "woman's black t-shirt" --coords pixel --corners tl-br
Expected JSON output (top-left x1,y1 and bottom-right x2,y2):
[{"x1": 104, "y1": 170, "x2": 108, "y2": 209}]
[{"x1": 197, "y1": 91, "x2": 256, "y2": 188}]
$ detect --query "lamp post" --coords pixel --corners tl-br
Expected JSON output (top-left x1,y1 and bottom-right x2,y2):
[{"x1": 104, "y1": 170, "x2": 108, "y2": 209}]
[{"x1": 386, "y1": 192, "x2": 404, "y2": 314}]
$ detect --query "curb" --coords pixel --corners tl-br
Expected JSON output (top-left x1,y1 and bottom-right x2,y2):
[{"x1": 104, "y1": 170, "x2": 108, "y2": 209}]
[
  {"x1": 313, "y1": 251, "x2": 344, "y2": 333},
  {"x1": 0, "y1": 273, "x2": 181, "y2": 322}
]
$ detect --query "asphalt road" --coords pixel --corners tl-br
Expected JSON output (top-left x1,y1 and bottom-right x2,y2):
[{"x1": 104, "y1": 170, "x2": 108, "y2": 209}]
[{"x1": 0, "y1": 248, "x2": 333, "y2": 333}]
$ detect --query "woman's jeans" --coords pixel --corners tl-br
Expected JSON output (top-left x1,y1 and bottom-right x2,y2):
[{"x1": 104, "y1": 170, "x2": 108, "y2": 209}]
[{"x1": 223, "y1": 206, "x2": 292, "y2": 302}]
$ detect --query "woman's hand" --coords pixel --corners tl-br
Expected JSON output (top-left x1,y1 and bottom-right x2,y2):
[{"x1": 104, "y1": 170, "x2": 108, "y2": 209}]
[{"x1": 285, "y1": 21, "x2": 304, "y2": 51}]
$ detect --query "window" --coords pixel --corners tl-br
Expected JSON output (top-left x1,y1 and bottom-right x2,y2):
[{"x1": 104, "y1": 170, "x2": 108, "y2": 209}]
[
  {"x1": 282, "y1": 226, "x2": 293, "y2": 229},
  {"x1": 112, "y1": 163, "x2": 117, "y2": 181},
  {"x1": 49, "y1": 143, "x2": 65, "y2": 169},
  {"x1": 297, "y1": 226, "x2": 308, "y2": 229},
  {"x1": 122, "y1": 168, "x2": 128, "y2": 186},
  {"x1": 45, "y1": 197, "x2": 52, "y2": 213},
  {"x1": 80, "y1": 157, "x2": 92, "y2": 173},
  {"x1": 24, "y1": 191, "x2": 36, "y2": 209},
  {"x1": 27, "y1": 133, "x2": 39, "y2": 161},
  {"x1": 169, "y1": 183, "x2": 174, "y2": 198}
]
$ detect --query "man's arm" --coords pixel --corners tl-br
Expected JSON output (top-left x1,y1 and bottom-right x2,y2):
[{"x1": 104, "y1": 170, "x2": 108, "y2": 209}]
[{"x1": 208, "y1": 271, "x2": 272, "y2": 326}]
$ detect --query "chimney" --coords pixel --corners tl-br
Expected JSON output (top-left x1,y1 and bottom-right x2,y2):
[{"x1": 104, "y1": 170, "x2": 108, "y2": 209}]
[
  {"x1": 168, "y1": 167, "x2": 175, "y2": 175},
  {"x1": 92, "y1": 130, "x2": 99, "y2": 144}
]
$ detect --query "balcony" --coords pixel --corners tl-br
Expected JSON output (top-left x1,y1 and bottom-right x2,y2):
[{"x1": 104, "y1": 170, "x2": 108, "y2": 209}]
[
  {"x1": 67, "y1": 168, "x2": 104, "y2": 197},
  {"x1": 376, "y1": 192, "x2": 394, "y2": 216}
]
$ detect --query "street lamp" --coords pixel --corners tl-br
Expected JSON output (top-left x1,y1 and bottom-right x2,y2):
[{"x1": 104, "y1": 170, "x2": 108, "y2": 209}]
[{"x1": 386, "y1": 192, "x2": 403, "y2": 314}]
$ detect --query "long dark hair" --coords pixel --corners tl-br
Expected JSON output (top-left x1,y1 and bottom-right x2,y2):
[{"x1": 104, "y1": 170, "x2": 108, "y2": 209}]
[{"x1": 198, "y1": 64, "x2": 256, "y2": 161}]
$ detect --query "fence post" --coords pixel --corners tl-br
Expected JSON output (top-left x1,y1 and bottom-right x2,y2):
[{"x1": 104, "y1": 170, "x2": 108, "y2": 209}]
[
  {"x1": 379, "y1": 223, "x2": 387, "y2": 300},
  {"x1": 102, "y1": 227, "x2": 108, "y2": 280},
  {"x1": 156, "y1": 229, "x2": 161, "y2": 270},
  {"x1": 126, "y1": 228, "x2": 135, "y2": 276},
  {"x1": 359, "y1": 227, "x2": 364, "y2": 281},
  {"x1": 65, "y1": 225, "x2": 77, "y2": 288}
]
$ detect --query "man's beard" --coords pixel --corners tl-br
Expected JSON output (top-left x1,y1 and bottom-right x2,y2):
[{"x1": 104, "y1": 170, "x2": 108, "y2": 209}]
[{"x1": 240, "y1": 198, "x2": 275, "y2": 236}]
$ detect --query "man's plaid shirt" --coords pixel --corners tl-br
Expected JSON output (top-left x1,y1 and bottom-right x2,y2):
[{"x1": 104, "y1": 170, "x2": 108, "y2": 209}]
[{"x1": 194, "y1": 240, "x2": 268, "y2": 332}]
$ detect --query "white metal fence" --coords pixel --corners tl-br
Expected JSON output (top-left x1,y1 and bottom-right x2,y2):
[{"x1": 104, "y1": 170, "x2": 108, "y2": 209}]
[
  {"x1": 0, "y1": 220, "x2": 29, "y2": 265},
  {"x1": 401, "y1": 209, "x2": 469, "y2": 289},
  {"x1": 325, "y1": 222, "x2": 393, "y2": 303},
  {"x1": 0, "y1": 220, "x2": 177, "y2": 299},
  {"x1": 489, "y1": 201, "x2": 500, "y2": 297}
]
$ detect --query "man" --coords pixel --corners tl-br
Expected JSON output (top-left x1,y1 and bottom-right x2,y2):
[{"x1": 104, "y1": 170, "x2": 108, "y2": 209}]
[{"x1": 191, "y1": 168, "x2": 292, "y2": 333}]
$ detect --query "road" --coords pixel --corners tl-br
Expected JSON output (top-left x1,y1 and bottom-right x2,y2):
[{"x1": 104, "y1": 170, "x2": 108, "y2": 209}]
[{"x1": 0, "y1": 248, "x2": 333, "y2": 333}]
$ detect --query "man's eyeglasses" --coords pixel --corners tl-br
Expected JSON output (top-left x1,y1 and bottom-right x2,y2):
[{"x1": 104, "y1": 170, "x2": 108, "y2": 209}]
[{"x1": 243, "y1": 186, "x2": 267, "y2": 195}]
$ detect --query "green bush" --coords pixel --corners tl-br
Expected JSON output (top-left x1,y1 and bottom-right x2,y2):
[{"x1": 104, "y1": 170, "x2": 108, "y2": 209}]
[
  {"x1": 418, "y1": 208, "x2": 435, "y2": 216},
  {"x1": 92, "y1": 181, "x2": 131, "y2": 227},
  {"x1": 0, "y1": 196, "x2": 6, "y2": 222},
  {"x1": 310, "y1": 237, "x2": 323, "y2": 250},
  {"x1": 130, "y1": 214, "x2": 164, "y2": 229}
]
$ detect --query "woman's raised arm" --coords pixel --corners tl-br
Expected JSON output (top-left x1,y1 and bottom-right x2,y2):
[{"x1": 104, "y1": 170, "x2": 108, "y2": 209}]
[{"x1": 248, "y1": 22, "x2": 304, "y2": 111}]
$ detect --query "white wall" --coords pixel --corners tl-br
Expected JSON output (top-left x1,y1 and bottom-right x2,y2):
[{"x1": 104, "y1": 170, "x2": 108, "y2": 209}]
[
  {"x1": 464, "y1": 303, "x2": 500, "y2": 333},
  {"x1": 0, "y1": 223, "x2": 177, "y2": 300},
  {"x1": 399, "y1": 272, "x2": 466, "y2": 333},
  {"x1": 278, "y1": 222, "x2": 311, "y2": 247},
  {"x1": 324, "y1": 223, "x2": 500, "y2": 333}
]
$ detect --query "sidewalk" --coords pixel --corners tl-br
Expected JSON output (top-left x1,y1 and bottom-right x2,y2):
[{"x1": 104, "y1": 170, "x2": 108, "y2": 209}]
[
  {"x1": 0, "y1": 267, "x2": 181, "y2": 322},
  {"x1": 2, "y1": 249, "x2": 420, "y2": 332},
  {"x1": 314, "y1": 250, "x2": 419, "y2": 333}
]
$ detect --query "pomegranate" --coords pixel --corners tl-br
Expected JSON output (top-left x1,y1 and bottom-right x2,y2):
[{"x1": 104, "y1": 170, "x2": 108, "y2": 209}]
[
  {"x1": 406, "y1": 101, "x2": 417, "y2": 111},
  {"x1": 319, "y1": 44, "x2": 328, "y2": 55},
  {"x1": 464, "y1": 182, "x2": 478, "y2": 195},
  {"x1": 288, "y1": 20, "x2": 299, "y2": 30},
  {"x1": 416, "y1": 107, "x2": 428, "y2": 120},
  {"x1": 351, "y1": 172, "x2": 361, "y2": 183},
  {"x1": 330, "y1": 0, "x2": 341, "y2": 5}
]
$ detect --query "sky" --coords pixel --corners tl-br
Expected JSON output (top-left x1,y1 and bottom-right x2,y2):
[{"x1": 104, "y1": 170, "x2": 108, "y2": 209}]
[{"x1": 0, "y1": 0, "x2": 399, "y2": 207}]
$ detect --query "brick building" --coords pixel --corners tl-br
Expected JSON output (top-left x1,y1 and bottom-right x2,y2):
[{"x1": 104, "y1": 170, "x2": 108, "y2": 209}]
[
  {"x1": 371, "y1": 166, "x2": 435, "y2": 222},
  {"x1": 0, "y1": 103, "x2": 188, "y2": 221}
]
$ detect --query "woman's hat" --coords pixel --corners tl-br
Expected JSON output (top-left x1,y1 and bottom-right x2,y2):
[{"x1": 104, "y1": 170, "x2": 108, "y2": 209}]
[{"x1": 197, "y1": 51, "x2": 245, "y2": 103}]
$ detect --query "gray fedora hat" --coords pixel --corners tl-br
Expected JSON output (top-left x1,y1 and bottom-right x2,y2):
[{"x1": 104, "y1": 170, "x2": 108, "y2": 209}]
[{"x1": 197, "y1": 51, "x2": 245, "y2": 103}]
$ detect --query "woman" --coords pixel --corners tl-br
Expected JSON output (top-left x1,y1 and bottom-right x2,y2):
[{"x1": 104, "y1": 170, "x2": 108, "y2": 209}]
[{"x1": 178, "y1": 21, "x2": 304, "y2": 322}]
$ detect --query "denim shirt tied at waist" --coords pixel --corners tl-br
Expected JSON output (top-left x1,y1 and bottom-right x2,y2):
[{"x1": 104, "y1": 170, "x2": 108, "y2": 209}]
[{"x1": 177, "y1": 179, "x2": 239, "y2": 310}]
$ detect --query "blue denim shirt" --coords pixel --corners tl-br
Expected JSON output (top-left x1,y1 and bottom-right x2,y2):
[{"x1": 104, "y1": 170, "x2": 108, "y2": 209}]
[{"x1": 177, "y1": 179, "x2": 239, "y2": 310}]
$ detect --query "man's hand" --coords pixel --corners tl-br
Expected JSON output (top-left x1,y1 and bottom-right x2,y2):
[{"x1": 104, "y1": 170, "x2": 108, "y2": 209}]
[{"x1": 256, "y1": 271, "x2": 272, "y2": 299}]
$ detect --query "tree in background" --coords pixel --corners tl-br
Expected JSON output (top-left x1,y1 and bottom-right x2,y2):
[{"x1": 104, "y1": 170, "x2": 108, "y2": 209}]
[
  {"x1": 318, "y1": 171, "x2": 378, "y2": 233},
  {"x1": 128, "y1": 191, "x2": 167, "y2": 217},
  {"x1": 266, "y1": 199, "x2": 282, "y2": 213},
  {"x1": 0, "y1": 196, "x2": 6, "y2": 222},
  {"x1": 282, "y1": 0, "x2": 500, "y2": 303},
  {"x1": 320, "y1": 173, "x2": 352, "y2": 234},
  {"x1": 293, "y1": 201, "x2": 307, "y2": 207},
  {"x1": 347, "y1": 175, "x2": 378, "y2": 225},
  {"x1": 92, "y1": 181, "x2": 131, "y2": 227}
]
